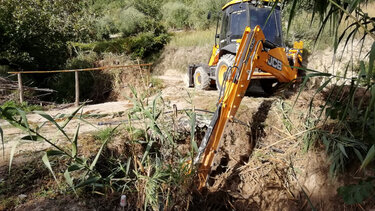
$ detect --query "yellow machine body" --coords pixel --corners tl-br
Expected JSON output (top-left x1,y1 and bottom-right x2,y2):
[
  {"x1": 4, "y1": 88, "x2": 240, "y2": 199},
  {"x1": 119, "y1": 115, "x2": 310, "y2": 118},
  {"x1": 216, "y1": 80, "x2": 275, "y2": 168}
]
[
  {"x1": 196, "y1": 26, "x2": 302, "y2": 190},
  {"x1": 222, "y1": 0, "x2": 282, "y2": 10}
]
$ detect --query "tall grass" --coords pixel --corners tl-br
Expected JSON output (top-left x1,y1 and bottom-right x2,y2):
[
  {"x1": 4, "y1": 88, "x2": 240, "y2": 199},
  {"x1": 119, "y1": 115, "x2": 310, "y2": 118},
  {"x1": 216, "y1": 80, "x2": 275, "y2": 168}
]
[
  {"x1": 0, "y1": 87, "x2": 198, "y2": 209},
  {"x1": 286, "y1": 0, "x2": 375, "y2": 204},
  {"x1": 283, "y1": 10, "x2": 333, "y2": 50},
  {"x1": 154, "y1": 28, "x2": 214, "y2": 74},
  {"x1": 169, "y1": 28, "x2": 216, "y2": 47}
]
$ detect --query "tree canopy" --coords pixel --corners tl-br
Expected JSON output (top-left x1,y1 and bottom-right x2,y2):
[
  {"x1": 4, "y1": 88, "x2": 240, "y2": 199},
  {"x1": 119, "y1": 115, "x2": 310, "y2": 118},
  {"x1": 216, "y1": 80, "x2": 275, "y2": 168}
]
[{"x1": 0, "y1": 0, "x2": 95, "y2": 70}]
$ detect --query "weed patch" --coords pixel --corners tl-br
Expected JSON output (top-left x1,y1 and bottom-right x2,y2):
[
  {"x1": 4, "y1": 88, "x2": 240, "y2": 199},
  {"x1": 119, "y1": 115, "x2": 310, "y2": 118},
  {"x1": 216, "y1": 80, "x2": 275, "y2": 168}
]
[
  {"x1": 93, "y1": 127, "x2": 117, "y2": 143},
  {"x1": 0, "y1": 88, "x2": 202, "y2": 209},
  {"x1": 0, "y1": 101, "x2": 43, "y2": 114}
]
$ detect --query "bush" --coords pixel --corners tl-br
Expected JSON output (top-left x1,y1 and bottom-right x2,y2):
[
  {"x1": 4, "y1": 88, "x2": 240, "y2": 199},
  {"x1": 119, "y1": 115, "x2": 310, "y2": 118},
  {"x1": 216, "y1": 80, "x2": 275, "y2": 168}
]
[
  {"x1": 71, "y1": 39, "x2": 129, "y2": 55},
  {"x1": 65, "y1": 51, "x2": 99, "y2": 69},
  {"x1": 0, "y1": 101, "x2": 43, "y2": 114},
  {"x1": 162, "y1": 2, "x2": 191, "y2": 29},
  {"x1": 128, "y1": 32, "x2": 171, "y2": 59},
  {"x1": 72, "y1": 31, "x2": 170, "y2": 60},
  {"x1": 188, "y1": 0, "x2": 227, "y2": 29},
  {"x1": 46, "y1": 51, "x2": 99, "y2": 103},
  {"x1": 131, "y1": 0, "x2": 163, "y2": 20},
  {"x1": 95, "y1": 14, "x2": 119, "y2": 40},
  {"x1": 0, "y1": 65, "x2": 10, "y2": 77},
  {"x1": 118, "y1": 7, "x2": 147, "y2": 36},
  {"x1": 0, "y1": 0, "x2": 94, "y2": 70},
  {"x1": 96, "y1": 7, "x2": 147, "y2": 39},
  {"x1": 0, "y1": 90, "x2": 198, "y2": 210}
]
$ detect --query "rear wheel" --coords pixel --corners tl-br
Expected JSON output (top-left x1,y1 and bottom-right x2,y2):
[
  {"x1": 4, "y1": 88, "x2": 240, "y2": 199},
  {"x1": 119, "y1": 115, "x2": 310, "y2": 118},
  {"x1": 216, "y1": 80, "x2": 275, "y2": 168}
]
[
  {"x1": 194, "y1": 67, "x2": 210, "y2": 90},
  {"x1": 260, "y1": 79, "x2": 278, "y2": 95},
  {"x1": 215, "y1": 54, "x2": 235, "y2": 91}
]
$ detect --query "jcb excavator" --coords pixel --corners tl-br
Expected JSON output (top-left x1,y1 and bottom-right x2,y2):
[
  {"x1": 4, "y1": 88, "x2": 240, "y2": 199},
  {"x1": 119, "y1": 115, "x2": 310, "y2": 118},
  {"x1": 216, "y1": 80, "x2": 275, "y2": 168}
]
[
  {"x1": 191, "y1": 0, "x2": 304, "y2": 190},
  {"x1": 187, "y1": 0, "x2": 303, "y2": 94}
]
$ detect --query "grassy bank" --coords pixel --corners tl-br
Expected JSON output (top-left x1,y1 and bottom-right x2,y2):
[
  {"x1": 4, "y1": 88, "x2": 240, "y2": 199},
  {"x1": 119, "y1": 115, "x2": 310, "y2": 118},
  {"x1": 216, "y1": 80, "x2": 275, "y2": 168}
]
[{"x1": 169, "y1": 29, "x2": 216, "y2": 47}]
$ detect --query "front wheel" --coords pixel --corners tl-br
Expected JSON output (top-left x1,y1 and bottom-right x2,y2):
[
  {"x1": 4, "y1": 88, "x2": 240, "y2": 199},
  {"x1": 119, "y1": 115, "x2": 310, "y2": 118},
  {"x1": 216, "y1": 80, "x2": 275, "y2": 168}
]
[{"x1": 215, "y1": 54, "x2": 235, "y2": 91}]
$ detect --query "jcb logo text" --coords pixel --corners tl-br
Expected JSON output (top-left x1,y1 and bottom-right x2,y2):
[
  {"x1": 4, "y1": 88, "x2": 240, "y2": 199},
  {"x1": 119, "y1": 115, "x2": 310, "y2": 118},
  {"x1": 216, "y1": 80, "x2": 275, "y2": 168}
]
[{"x1": 267, "y1": 56, "x2": 282, "y2": 71}]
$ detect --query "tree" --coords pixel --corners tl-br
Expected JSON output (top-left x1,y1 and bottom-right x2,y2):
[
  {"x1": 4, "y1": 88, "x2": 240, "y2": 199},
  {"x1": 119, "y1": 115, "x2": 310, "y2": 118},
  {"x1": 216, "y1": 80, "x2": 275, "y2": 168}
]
[{"x1": 0, "y1": 0, "x2": 94, "y2": 70}]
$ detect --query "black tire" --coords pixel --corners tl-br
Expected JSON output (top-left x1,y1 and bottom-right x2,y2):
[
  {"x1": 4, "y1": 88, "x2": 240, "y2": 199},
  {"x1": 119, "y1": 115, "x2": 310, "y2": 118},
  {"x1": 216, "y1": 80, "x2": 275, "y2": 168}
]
[
  {"x1": 183, "y1": 73, "x2": 192, "y2": 88},
  {"x1": 215, "y1": 54, "x2": 235, "y2": 91},
  {"x1": 260, "y1": 79, "x2": 278, "y2": 95},
  {"x1": 194, "y1": 66, "x2": 211, "y2": 90}
]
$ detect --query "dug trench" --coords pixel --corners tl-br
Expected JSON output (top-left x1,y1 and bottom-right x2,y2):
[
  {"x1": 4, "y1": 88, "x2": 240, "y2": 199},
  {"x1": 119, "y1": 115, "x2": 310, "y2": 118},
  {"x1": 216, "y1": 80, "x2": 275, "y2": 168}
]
[
  {"x1": 185, "y1": 80, "x2": 354, "y2": 210},
  {"x1": 190, "y1": 100, "x2": 274, "y2": 210}
]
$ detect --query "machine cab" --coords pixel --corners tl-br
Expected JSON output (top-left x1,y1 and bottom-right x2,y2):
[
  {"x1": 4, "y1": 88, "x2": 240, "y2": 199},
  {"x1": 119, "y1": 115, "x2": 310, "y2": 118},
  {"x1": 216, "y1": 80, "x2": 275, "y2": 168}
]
[{"x1": 219, "y1": 1, "x2": 283, "y2": 52}]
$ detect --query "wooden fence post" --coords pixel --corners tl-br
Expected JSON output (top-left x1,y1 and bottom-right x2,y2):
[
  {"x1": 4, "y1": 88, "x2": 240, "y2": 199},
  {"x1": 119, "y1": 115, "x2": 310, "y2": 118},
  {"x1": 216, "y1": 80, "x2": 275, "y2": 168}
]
[
  {"x1": 75, "y1": 71, "x2": 79, "y2": 107},
  {"x1": 148, "y1": 65, "x2": 151, "y2": 86},
  {"x1": 17, "y1": 73, "x2": 24, "y2": 104}
]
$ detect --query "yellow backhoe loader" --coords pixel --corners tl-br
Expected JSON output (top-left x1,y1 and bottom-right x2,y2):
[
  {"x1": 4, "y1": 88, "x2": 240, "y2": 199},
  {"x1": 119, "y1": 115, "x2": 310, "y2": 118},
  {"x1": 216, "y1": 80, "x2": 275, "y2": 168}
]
[
  {"x1": 189, "y1": 0, "x2": 304, "y2": 190},
  {"x1": 187, "y1": 0, "x2": 303, "y2": 94}
]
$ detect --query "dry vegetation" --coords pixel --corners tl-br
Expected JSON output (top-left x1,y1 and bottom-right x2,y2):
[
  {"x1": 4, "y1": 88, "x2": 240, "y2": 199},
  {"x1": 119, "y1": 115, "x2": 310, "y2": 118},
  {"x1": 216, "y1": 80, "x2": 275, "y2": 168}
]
[{"x1": 154, "y1": 29, "x2": 214, "y2": 74}]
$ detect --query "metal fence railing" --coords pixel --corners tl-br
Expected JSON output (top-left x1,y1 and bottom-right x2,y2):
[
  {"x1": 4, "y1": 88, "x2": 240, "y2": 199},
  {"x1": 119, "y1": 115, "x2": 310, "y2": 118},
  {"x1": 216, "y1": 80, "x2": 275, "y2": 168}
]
[{"x1": 8, "y1": 63, "x2": 152, "y2": 106}]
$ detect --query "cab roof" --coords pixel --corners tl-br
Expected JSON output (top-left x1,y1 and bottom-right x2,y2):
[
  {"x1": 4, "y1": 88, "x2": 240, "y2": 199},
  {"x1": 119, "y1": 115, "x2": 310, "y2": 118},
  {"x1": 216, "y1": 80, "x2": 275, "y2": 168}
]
[{"x1": 222, "y1": 0, "x2": 282, "y2": 10}]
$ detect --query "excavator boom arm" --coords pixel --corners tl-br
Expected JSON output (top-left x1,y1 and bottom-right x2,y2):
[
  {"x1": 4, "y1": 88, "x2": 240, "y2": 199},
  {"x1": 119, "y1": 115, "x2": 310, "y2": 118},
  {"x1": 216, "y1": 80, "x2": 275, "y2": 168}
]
[{"x1": 195, "y1": 26, "x2": 301, "y2": 190}]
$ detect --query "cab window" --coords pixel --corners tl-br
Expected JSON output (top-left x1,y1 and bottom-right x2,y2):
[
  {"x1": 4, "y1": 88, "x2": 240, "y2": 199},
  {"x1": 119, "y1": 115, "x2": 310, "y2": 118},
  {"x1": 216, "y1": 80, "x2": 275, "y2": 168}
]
[
  {"x1": 229, "y1": 8, "x2": 248, "y2": 39},
  {"x1": 249, "y1": 7, "x2": 283, "y2": 46},
  {"x1": 220, "y1": 11, "x2": 229, "y2": 41}
]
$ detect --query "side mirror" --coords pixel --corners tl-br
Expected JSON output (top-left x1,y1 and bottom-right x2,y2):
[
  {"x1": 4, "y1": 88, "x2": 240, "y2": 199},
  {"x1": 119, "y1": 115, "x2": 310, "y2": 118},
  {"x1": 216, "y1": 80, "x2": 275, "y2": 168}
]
[{"x1": 207, "y1": 11, "x2": 212, "y2": 20}]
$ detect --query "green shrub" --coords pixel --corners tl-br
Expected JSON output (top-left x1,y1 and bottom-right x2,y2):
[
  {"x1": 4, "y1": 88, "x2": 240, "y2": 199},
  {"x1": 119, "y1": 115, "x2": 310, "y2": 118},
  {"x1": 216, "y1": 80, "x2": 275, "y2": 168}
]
[
  {"x1": 72, "y1": 39, "x2": 129, "y2": 54},
  {"x1": 65, "y1": 51, "x2": 99, "y2": 69},
  {"x1": 95, "y1": 14, "x2": 119, "y2": 40},
  {"x1": 96, "y1": 7, "x2": 147, "y2": 39},
  {"x1": 72, "y1": 32, "x2": 170, "y2": 60},
  {"x1": 188, "y1": 0, "x2": 227, "y2": 29},
  {"x1": 0, "y1": 0, "x2": 94, "y2": 70},
  {"x1": 131, "y1": 0, "x2": 163, "y2": 20},
  {"x1": 0, "y1": 101, "x2": 43, "y2": 114},
  {"x1": 128, "y1": 32, "x2": 171, "y2": 59},
  {"x1": 0, "y1": 65, "x2": 10, "y2": 77},
  {"x1": 94, "y1": 127, "x2": 117, "y2": 143},
  {"x1": 47, "y1": 51, "x2": 99, "y2": 103},
  {"x1": 162, "y1": 2, "x2": 191, "y2": 29},
  {"x1": 118, "y1": 7, "x2": 147, "y2": 36},
  {"x1": 282, "y1": 10, "x2": 333, "y2": 50}
]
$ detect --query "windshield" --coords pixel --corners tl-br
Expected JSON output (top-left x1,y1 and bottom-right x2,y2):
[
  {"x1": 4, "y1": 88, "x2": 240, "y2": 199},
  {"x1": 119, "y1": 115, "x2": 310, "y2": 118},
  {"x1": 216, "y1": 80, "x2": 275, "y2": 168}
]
[
  {"x1": 219, "y1": 4, "x2": 283, "y2": 47},
  {"x1": 229, "y1": 8, "x2": 248, "y2": 39},
  {"x1": 249, "y1": 7, "x2": 283, "y2": 46}
]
